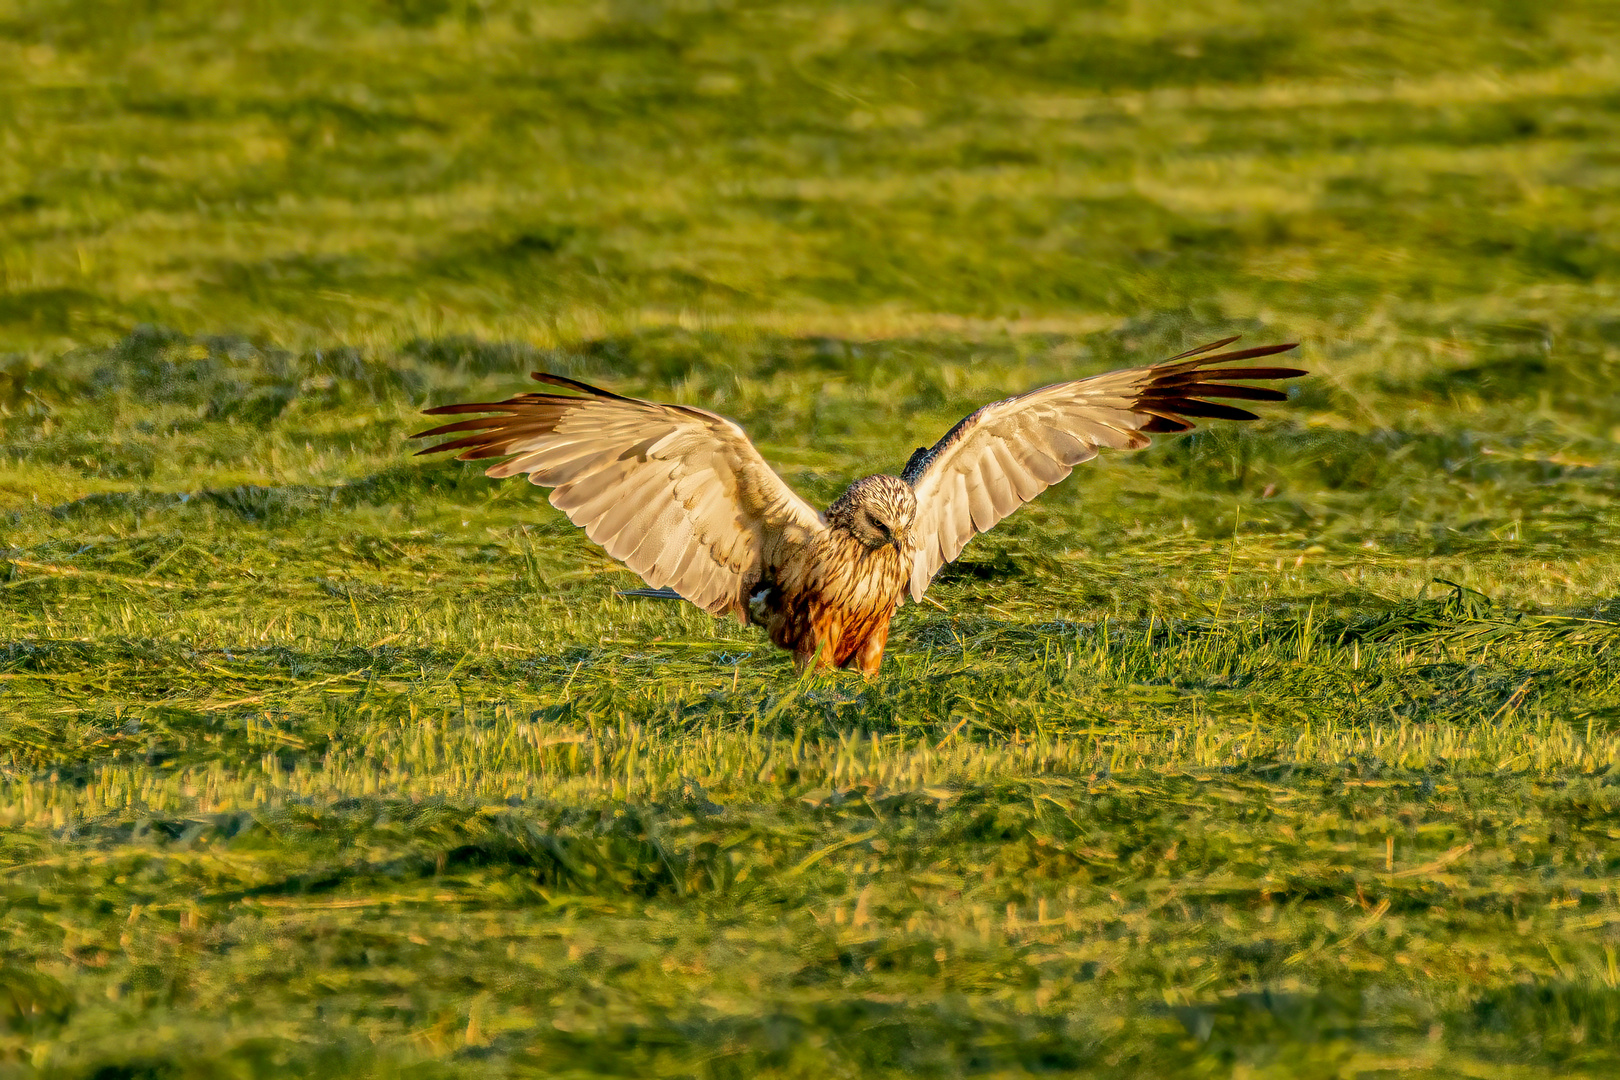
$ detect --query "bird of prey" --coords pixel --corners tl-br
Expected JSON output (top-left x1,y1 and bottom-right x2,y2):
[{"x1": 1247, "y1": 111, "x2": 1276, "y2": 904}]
[{"x1": 412, "y1": 337, "x2": 1304, "y2": 675}]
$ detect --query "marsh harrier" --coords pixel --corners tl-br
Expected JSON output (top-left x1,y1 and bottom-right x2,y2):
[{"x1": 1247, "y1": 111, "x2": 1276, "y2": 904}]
[{"x1": 413, "y1": 337, "x2": 1303, "y2": 674}]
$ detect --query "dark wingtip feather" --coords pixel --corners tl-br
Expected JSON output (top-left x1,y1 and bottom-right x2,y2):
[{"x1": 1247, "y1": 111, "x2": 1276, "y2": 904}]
[
  {"x1": 413, "y1": 383, "x2": 600, "y2": 455},
  {"x1": 1171, "y1": 383, "x2": 1292, "y2": 402},
  {"x1": 1189, "y1": 342, "x2": 1300, "y2": 366},
  {"x1": 410, "y1": 411, "x2": 514, "y2": 451},
  {"x1": 1157, "y1": 399, "x2": 1262, "y2": 422},
  {"x1": 412, "y1": 431, "x2": 510, "y2": 456},
  {"x1": 409, "y1": 415, "x2": 509, "y2": 439},
  {"x1": 1163, "y1": 336, "x2": 1243, "y2": 362},
  {"x1": 419, "y1": 399, "x2": 523, "y2": 418},
  {"x1": 529, "y1": 371, "x2": 635, "y2": 401},
  {"x1": 1177, "y1": 366, "x2": 1309, "y2": 382},
  {"x1": 1141, "y1": 414, "x2": 1195, "y2": 433}
]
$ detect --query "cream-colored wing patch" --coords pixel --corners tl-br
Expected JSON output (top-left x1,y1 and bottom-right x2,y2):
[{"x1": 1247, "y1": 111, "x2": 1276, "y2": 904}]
[
  {"x1": 414, "y1": 374, "x2": 824, "y2": 618},
  {"x1": 905, "y1": 339, "x2": 1304, "y2": 600}
]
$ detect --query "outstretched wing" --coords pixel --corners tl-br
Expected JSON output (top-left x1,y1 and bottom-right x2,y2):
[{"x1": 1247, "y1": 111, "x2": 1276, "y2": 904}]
[
  {"x1": 904, "y1": 338, "x2": 1305, "y2": 600},
  {"x1": 412, "y1": 374, "x2": 825, "y2": 618}
]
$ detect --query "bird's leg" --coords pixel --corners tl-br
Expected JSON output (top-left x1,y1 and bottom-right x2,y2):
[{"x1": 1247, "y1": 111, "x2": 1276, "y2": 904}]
[
  {"x1": 794, "y1": 631, "x2": 843, "y2": 674},
  {"x1": 853, "y1": 620, "x2": 890, "y2": 679}
]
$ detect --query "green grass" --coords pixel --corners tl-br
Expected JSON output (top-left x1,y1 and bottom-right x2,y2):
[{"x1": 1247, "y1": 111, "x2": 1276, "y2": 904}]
[{"x1": 5, "y1": 1, "x2": 1620, "y2": 1077}]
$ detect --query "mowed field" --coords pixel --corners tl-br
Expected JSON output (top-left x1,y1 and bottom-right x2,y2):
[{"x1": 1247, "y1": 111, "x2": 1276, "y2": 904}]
[{"x1": 6, "y1": 1, "x2": 1620, "y2": 1076}]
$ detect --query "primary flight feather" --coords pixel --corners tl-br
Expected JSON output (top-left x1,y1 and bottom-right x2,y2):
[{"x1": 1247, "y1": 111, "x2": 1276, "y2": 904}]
[{"x1": 412, "y1": 337, "x2": 1305, "y2": 675}]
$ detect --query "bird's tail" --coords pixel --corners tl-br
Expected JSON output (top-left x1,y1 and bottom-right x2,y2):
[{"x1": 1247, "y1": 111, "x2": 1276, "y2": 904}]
[{"x1": 617, "y1": 587, "x2": 686, "y2": 602}]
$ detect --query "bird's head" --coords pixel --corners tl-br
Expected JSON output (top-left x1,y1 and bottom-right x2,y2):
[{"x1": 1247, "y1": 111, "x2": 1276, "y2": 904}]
[{"x1": 827, "y1": 474, "x2": 917, "y2": 550}]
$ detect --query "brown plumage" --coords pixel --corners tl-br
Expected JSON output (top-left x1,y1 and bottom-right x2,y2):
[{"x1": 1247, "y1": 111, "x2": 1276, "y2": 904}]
[{"x1": 412, "y1": 337, "x2": 1305, "y2": 675}]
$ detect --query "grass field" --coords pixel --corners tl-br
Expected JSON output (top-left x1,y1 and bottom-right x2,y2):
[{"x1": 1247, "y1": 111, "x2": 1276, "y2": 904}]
[{"x1": 6, "y1": 1, "x2": 1620, "y2": 1076}]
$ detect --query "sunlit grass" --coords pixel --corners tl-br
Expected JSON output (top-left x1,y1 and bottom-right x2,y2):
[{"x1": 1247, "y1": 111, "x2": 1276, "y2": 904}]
[
  {"x1": 5, "y1": 0, "x2": 1620, "y2": 1076},
  {"x1": 7, "y1": 327, "x2": 1620, "y2": 1078}
]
